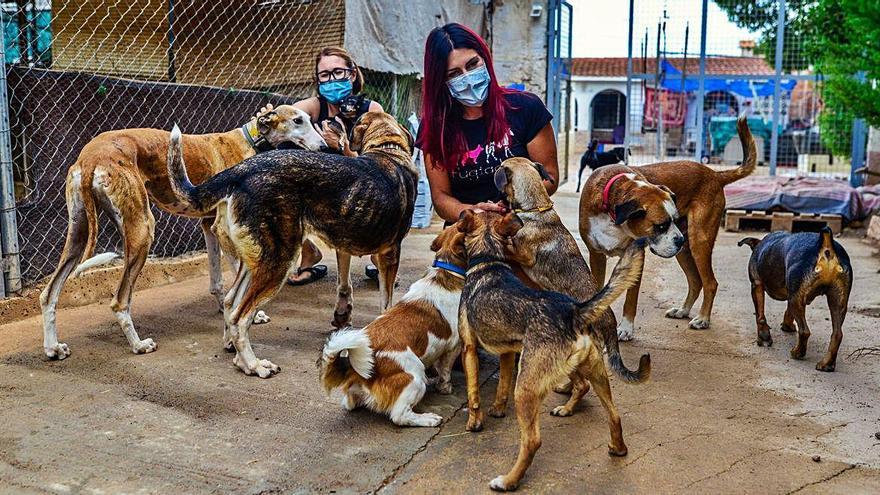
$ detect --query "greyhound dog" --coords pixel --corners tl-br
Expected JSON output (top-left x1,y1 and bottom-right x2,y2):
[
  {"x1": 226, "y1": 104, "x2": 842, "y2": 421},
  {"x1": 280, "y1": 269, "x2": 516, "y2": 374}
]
[{"x1": 40, "y1": 106, "x2": 327, "y2": 360}]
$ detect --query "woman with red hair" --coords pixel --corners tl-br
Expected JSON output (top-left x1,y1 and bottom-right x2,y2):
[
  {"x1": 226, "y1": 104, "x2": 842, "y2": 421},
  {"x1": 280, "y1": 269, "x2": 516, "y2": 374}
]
[{"x1": 418, "y1": 23, "x2": 558, "y2": 222}]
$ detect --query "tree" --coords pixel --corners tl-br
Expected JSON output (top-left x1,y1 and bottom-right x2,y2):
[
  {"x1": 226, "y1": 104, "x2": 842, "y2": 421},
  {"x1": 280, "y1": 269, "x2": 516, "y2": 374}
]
[
  {"x1": 806, "y1": 0, "x2": 880, "y2": 155},
  {"x1": 714, "y1": 0, "x2": 815, "y2": 72}
]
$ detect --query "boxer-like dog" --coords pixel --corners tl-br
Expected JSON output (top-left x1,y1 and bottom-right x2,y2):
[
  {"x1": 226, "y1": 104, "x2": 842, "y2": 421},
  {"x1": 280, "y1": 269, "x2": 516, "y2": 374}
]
[
  {"x1": 580, "y1": 116, "x2": 756, "y2": 340},
  {"x1": 40, "y1": 105, "x2": 327, "y2": 360}
]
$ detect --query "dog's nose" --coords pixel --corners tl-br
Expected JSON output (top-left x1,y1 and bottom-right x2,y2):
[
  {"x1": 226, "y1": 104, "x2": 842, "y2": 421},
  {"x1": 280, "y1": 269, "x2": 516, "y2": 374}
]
[
  {"x1": 675, "y1": 235, "x2": 686, "y2": 248},
  {"x1": 319, "y1": 144, "x2": 330, "y2": 152}
]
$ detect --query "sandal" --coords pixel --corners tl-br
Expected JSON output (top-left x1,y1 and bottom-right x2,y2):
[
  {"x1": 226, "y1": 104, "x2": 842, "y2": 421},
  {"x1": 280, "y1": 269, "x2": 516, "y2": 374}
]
[
  {"x1": 365, "y1": 264, "x2": 379, "y2": 281},
  {"x1": 287, "y1": 264, "x2": 328, "y2": 286}
]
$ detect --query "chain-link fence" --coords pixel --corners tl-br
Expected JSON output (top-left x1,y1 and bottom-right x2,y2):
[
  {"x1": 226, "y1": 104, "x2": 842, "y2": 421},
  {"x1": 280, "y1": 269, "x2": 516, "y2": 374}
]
[
  {"x1": 0, "y1": 0, "x2": 427, "y2": 294},
  {"x1": 621, "y1": 0, "x2": 864, "y2": 182}
]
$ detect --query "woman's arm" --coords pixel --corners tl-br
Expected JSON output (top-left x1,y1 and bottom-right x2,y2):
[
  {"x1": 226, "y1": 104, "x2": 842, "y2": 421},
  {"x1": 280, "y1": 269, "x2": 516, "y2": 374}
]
[
  {"x1": 293, "y1": 97, "x2": 320, "y2": 121},
  {"x1": 526, "y1": 122, "x2": 560, "y2": 196},
  {"x1": 425, "y1": 154, "x2": 506, "y2": 223}
]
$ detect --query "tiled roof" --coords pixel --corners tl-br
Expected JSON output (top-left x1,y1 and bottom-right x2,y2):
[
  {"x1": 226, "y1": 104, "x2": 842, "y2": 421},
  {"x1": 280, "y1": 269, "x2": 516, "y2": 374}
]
[{"x1": 570, "y1": 57, "x2": 774, "y2": 77}]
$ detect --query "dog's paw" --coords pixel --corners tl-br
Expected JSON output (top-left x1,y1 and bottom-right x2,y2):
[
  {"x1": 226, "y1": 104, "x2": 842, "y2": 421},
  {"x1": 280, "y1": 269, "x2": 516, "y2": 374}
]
[
  {"x1": 553, "y1": 380, "x2": 573, "y2": 394},
  {"x1": 789, "y1": 346, "x2": 806, "y2": 360},
  {"x1": 608, "y1": 443, "x2": 628, "y2": 457},
  {"x1": 436, "y1": 381, "x2": 453, "y2": 395},
  {"x1": 816, "y1": 361, "x2": 836, "y2": 372},
  {"x1": 331, "y1": 305, "x2": 353, "y2": 329},
  {"x1": 551, "y1": 405, "x2": 574, "y2": 417},
  {"x1": 665, "y1": 307, "x2": 690, "y2": 319},
  {"x1": 132, "y1": 338, "x2": 157, "y2": 354},
  {"x1": 780, "y1": 322, "x2": 797, "y2": 333},
  {"x1": 253, "y1": 310, "x2": 270, "y2": 325},
  {"x1": 45, "y1": 342, "x2": 71, "y2": 360},
  {"x1": 489, "y1": 475, "x2": 518, "y2": 492},
  {"x1": 233, "y1": 354, "x2": 281, "y2": 378},
  {"x1": 488, "y1": 404, "x2": 507, "y2": 418},
  {"x1": 413, "y1": 412, "x2": 444, "y2": 427},
  {"x1": 617, "y1": 320, "x2": 635, "y2": 341},
  {"x1": 466, "y1": 410, "x2": 484, "y2": 432},
  {"x1": 688, "y1": 317, "x2": 710, "y2": 329},
  {"x1": 757, "y1": 325, "x2": 773, "y2": 347}
]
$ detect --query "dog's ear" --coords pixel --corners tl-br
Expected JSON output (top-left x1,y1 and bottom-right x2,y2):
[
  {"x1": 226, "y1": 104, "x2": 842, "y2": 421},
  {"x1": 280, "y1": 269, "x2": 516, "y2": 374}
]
[
  {"x1": 430, "y1": 232, "x2": 444, "y2": 252},
  {"x1": 349, "y1": 114, "x2": 369, "y2": 152},
  {"x1": 532, "y1": 162, "x2": 554, "y2": 184},
  {"x1": 256, "y1": 113, "x2": 276, "y2": 136},
  {"x1": 457, "y1": 209, "x2": 477, "y2": 233},
  {"x1": 658, "y1": 185, "x2": 677, "y2": 204},
  {"x1": 614, "y1": 200, "x2": 646, "y2": 226},
  {"x1": 493, "y1": 166, "x2": 509, "y2": 191},
  {"x1": 496, "y1": 212, "x2": 524, "y2": 238}
]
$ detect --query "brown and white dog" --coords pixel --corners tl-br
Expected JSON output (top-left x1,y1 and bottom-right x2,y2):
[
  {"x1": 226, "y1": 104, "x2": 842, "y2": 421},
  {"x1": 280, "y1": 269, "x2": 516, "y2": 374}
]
[
  {"x1": 492, "y1": 157, "x2": 650, "y2": 414},
  {"x1": 318, "y1": 226, "x2": 465, "y2": 426},
  {"x1": 40, "y1": 106, "x2": 326, "y2": 360},
  {"x1": 579, "y1": 116, "x2": 756, "y2": 340},
  {"x1": 166, "y1": 111, "x2": 417, "y2": 377}
]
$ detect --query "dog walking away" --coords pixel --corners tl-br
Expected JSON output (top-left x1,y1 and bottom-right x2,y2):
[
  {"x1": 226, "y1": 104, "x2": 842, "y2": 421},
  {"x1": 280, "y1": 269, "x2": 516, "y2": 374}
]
[
  {"x1": 167, "y1": 111, "x2": 417, "y2": 378},
  {"x1": 580, "y1": 115, "x2": 757, "y2": 340},
  {"x1": 39, "y1": 106, "x2": 326, "y2": 360},
  {"x1": 738, "y1": 227, "x2": 853, "y2": 371},
  {"x1": 576, "y1": 140, "x2": 627, "y2": 192},
  {"x1": 456, "y1": 210, "x2": 644, "y2": 491},
  {"x1": 318, "y1": 226, "x2": 466, "y2": 426},
  {"x1": 493, "y1": 157, "x2": 649, "y2": 412}
]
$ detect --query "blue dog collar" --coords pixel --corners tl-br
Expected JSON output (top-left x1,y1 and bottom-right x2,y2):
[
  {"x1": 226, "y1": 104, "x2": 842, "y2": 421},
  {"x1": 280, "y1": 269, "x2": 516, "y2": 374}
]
[{"x1": 432, "y1": 259, "x2": 467, "y2": 279}]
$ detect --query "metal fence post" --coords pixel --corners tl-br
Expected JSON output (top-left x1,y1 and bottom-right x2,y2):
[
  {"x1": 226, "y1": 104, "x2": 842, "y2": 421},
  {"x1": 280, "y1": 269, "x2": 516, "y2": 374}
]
[
  {"x1": 694, "y1": 0, "x2": 708, "y2": 163},
  {"x1": 850, "y1": 71, "x2": 868, "y2": 187},
  {"x1": 0, "y1": 37, "x2": 22, "y2": 296},
  {"x1": 769, "y1": 0, "x2": 786, "y2": 176},
  {"x1": 624, "y1": 0, "x2": 634, "y2": 164}
]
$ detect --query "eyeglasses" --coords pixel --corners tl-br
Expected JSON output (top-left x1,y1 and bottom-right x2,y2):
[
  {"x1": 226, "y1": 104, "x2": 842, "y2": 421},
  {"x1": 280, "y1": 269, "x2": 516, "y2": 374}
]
[{"x1": 317, "y1": 67, "x2": 354, "y2": 83}]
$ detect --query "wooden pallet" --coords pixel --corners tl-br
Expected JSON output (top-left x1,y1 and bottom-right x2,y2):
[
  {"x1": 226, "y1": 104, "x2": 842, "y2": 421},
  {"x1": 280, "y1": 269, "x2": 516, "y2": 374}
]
[{"x1": 725, "y1": 210, "x2": 843, "y2": 234}]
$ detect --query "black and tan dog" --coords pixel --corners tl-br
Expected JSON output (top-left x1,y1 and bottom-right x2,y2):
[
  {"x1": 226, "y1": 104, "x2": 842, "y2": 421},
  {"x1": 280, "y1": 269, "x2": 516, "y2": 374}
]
[
  {"x1": 580, "y1": 116, "x2": 757, "y2": 340},
  {"x1": 738, "y1": 227, "x2": 852, "y2": 371},
  {"x1": 493, "y1": 157, "x2": 650, "y2": 414},
  {"x1": 39, "y1": 105, "x2": 326, "y2": 361},
  {"x1": 457, "y1": 210, "x2": 644, "y2": 491},
  {"x1": 166, "y1": 111, "x2": 417, "y2": 377}
]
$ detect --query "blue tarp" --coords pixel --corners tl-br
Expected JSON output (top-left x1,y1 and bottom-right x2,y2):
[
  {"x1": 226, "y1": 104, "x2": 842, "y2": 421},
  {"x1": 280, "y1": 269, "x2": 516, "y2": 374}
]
[{"x1": 659, "y1": 60, "x2": 797, "y2": 96}]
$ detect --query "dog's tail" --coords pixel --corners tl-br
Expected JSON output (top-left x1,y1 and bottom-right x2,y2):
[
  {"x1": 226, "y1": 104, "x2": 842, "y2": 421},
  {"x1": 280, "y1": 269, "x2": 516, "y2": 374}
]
[
  {"x1": 815, "y1": 226, "x2": 845, "y2": 276},
  {"x1": 737, "y1": 237, "x2": 761, "y2": 251},
  {"x1": 166, "y1": 125, "x2": 227, "y2": 215},
  {"x1": 318, "y1": 327, "x2": 375, "y2": 393},
  {"x1": 577, "y1": 239, "x2": 645, "y2": 321},
  {"x1": 715, "y1": 115, "x2": 757, "y2": 185}
]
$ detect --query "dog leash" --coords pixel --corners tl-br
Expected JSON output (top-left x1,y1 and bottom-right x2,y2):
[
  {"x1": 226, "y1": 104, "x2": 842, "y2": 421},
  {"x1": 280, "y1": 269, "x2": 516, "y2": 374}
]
[
  {"x1": 601, "y1": 172, "x2": 630, "y2": 222},
  {"x1": 432, "y1": 259, "x2": 466, "y2": 279},
  {"x1": 513, "y1": 202, "x2": 554, "y2": 214}
]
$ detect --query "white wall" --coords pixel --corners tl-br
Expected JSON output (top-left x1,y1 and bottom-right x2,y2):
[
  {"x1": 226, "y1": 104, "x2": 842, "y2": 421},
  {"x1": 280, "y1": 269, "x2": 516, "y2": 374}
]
[
  {"x1": 569, "y1": 76, "x2": 627, "y2": 133},
  {"x1": 491, "y1": 0, "x2": 548, "y2": 97}
]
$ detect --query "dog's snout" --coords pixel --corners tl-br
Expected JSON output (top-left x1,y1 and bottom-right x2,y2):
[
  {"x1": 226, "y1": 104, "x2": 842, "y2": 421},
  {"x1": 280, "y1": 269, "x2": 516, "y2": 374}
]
[
  {"x1": 675, "y1": 234, "x2": 686, "y2": 248},
  {"x1": 319, "y1": 144, "x2": 330, "y2": 152}
]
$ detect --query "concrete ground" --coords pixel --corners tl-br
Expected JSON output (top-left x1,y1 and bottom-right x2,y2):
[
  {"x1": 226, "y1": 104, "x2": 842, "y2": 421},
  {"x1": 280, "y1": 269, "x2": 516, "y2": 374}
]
[{"x1": 1, "y1": 191, "x2": 879, "y2": 494}]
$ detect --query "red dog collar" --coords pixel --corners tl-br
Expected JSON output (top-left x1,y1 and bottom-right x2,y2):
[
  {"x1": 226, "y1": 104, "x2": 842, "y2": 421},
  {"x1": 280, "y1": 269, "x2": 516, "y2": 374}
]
[{"x1": 602, "y1": 172, "x2": 629, "y2": 222}]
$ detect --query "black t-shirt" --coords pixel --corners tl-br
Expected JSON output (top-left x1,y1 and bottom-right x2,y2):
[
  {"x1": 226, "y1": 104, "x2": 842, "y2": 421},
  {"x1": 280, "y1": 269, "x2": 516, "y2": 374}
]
[{"x1": 422, "y1": 91, "x2": 553, "y2": 205}]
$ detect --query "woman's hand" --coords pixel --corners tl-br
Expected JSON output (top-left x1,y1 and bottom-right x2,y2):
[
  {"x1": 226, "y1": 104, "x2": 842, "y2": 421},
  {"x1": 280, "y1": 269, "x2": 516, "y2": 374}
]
[
  {"x1": 473, "y1": 201, "x2": 508, "y2": 214},
  {"x1": 319, "y1": 117, "x2": 348, "y2": 152},
  {"x1": 256, "y1": 103, "x2": 274, "y2": 118}
]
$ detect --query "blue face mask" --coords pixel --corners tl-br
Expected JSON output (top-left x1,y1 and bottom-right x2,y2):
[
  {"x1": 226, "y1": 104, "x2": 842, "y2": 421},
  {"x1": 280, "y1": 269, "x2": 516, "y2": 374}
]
[
  {"x1": 319, "y1": 79, "x2": 353, "y2": 104},
  {"x1": 447, "y1": 65, "x2": 491, "y2": 107}
]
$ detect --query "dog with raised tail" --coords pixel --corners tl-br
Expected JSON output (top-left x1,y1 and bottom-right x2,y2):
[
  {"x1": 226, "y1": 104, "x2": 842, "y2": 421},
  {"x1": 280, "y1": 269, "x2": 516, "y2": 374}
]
[
  {"x1": 39, "y1": 105, "x2": 327, "y2": 361},
  {"x1": 318, "y1": 226, "x2": 466, "y2": 427}
]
